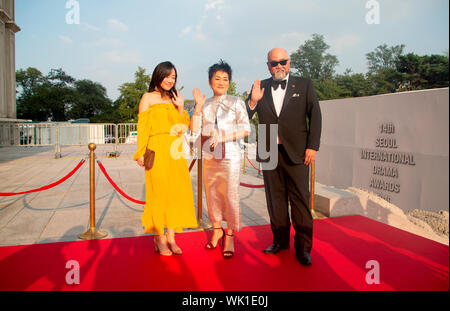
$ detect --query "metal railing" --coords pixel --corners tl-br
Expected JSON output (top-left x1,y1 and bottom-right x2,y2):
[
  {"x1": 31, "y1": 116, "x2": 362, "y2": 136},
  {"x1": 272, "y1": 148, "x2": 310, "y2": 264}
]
[
  {"x1": 0, "y1": 122, "x2": 256, "y2": 162},
  {"x1": 0, "y1": 122, "x2": 132, "y2": 156},
  {"x1": 0, "y1": 123, "x2": 57, "y2": 146},
  {"x1": 117, "y1": 123, "x2": 137, "y2": 144},
  {"x1": 1, "y1": 122, "x2": 257, "y2": 173}
]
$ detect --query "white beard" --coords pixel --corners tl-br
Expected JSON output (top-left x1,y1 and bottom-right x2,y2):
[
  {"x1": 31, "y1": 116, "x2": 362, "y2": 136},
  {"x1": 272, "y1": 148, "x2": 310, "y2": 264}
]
[{"x1": 273, "y1": 69, "x2": 287, "y2": 81}]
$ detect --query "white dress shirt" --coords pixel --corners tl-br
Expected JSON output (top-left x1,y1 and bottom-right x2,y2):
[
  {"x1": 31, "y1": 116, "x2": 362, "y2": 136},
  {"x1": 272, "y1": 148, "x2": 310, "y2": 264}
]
[
  {"x1": 249, "y1": 74, "x2": 289, "y2": 144},
  {"x1": 272, "y1": 74, "x2": 289, "y2": 144}
]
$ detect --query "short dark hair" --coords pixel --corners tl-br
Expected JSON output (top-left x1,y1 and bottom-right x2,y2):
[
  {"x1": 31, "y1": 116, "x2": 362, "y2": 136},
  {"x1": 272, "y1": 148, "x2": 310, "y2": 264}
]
[
  {"x1": 148, "y1": 61, "x2": 177, "y2": 99},
  {"x1": 208, "y1": 59, "x2": 232, "y2": 82}
]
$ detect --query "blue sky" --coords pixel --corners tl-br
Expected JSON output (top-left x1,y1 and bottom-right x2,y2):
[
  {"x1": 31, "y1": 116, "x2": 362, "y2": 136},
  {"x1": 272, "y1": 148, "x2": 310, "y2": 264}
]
[{"x1": 15, "y1": 0, "x2": 449, "y2": 101}]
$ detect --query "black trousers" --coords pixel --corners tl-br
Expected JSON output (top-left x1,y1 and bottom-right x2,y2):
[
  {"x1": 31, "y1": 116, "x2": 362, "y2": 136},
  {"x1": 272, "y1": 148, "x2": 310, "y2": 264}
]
[{"x1": 262, "y1": 144, "x2": 313, "y2": 253}]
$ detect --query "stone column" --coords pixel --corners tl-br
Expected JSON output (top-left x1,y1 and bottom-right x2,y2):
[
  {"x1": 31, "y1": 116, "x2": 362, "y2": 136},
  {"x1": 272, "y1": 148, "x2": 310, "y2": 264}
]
[
  {"x1": 0, "y1": 12, "x2": 6, "y2": 118},
  {"x1": 5, "y1": 21, "x2": 19, "y2": 118},
  {"x1": 0, "y1": 0, "x2": 20, "y2": 119}
]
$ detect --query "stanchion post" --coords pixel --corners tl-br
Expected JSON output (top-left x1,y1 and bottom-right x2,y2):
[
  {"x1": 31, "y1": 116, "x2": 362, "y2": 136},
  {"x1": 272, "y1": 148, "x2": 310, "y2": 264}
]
[
  {"x1": 310, "y1": 161, "x2": 318, "y2": 219},
  {"x1": 189, "y1": 140, "x2": 211, "y2": 230},
  {"x1": 114, "y1": 124, "x2": 119, "y2": 154},
  {"x1": 79, "y1": 143, "x2": 108, "y2": 240},
  {"x1": 54, "y1": 126, "x2": 61, "y2": 159},
  {"x1": 190, "y1": 136, "x2": 194, "y2": 157},
  {"x1": 241, "y1": 144, "x2": 246, "y2": 174},
  {"x1": 198, "y1": 150, "x2": 202, "y2": 221}
]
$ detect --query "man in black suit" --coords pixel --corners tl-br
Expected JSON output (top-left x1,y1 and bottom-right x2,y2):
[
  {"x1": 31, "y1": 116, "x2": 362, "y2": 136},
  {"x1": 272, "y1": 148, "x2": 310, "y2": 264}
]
[{"x1": 246, "y1": 48, "x2": 321, "y2": 266}]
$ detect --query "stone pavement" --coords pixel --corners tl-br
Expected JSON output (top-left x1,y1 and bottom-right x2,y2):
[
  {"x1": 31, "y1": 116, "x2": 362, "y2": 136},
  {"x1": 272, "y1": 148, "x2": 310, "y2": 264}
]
[{"x1": 0, "y1": 144, "x2": 289, "y2": 247}]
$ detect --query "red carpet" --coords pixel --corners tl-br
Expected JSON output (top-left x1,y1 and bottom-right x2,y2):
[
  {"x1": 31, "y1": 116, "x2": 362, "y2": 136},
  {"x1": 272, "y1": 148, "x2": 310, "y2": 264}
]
[{"x1": 0, "y1": 215, "x2": 448, "y2": 291}]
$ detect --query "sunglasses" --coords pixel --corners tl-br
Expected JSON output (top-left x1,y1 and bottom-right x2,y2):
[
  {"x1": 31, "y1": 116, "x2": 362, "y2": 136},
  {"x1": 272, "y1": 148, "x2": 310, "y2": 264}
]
[{"x1": 268, "y1": 59, "x2": 288, "y2": 67}]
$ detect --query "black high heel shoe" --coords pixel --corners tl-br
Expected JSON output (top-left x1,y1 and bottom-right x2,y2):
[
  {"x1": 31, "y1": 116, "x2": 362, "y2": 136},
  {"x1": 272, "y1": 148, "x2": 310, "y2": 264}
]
[
  {"x1": 205, "y1": 227, "x2": 225, "y2": 250},
  {"x1": 222, "y1": 232, "x2": 234, "y2": 259}
]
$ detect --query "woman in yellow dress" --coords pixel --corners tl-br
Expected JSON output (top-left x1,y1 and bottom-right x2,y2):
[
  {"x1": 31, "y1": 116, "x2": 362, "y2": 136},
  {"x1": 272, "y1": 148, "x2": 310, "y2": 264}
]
[{"x1": 133, "y1": 61, "x2": 198, "y2": 256}]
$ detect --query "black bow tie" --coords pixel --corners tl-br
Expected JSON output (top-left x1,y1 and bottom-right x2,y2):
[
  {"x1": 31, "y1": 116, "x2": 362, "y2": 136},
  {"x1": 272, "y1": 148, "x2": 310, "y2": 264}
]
[{"x1": 272, "y1": 79, "x2": 287, "y2": 90}]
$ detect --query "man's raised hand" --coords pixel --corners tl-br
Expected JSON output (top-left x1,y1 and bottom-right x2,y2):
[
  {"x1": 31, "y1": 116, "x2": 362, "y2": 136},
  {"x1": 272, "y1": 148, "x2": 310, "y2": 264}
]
[{"x1": 250, "y1": 79, "x2": 264, "y2": 109}]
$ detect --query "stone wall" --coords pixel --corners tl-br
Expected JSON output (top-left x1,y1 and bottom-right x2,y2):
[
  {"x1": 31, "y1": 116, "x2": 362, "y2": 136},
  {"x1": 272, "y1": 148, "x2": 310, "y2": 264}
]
[
  {"x1": 0, "y1": 0, "x2": 20, "y2": 119},
  {"x1": 316, "y1": 87, "x2": 449, "y2": 214}
]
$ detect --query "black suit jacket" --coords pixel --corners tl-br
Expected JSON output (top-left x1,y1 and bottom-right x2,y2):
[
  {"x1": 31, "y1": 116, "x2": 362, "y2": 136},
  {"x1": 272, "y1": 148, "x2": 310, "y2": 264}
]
[{"x1": 246, "y1": 75, "x2": 322, "y2": 164}]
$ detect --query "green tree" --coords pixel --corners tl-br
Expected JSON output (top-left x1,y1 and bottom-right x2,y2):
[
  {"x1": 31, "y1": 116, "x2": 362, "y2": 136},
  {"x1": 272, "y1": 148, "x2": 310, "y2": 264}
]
[
  {"x1": 367, "y1": 68, "x2": 402, "y2": 95},
  {"x1": 68, "y1": 79, "x2": 115, "y2": 122},
  {"x1": 16, "y1": 68, "x2": 75, "y2": 121},
  {"x1": 16, "y1": 67, "x2": 46, "y2": 120},
  {"x1": 366, "y1": 44, "x2": 405, "y2": 74},
  {"x1": 16, "y1": 67, "x2": 45, "y2": 99},
  {"x1": 314, "y1": 79, "x2": 346, "y2": 100},
  {"x1": 115, "y1": 66, "x2": 151, "y2": 122},
  {"x1": 227, "y1": 80, "x2": 256, "y2": 143},
  {"x1": 227, "y1": 80, "x2": 247, "y2": 101},
  {"x1": 290, "y1": 34, "x2": 339, "y2": 81},
  {"x1": 420, "y1": 54, "x2": 449, "y2": 88},
  {"x1": 396, "y1": 53, "x2": 449, "y2": 90},
  {"x1": 334, "y1": 69, "x2": 372, "y2": 98}
]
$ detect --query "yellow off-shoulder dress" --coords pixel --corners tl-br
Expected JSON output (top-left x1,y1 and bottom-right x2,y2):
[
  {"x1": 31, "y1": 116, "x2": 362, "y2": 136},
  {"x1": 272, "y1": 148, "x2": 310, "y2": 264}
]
[{"x1": 133, "y1": 103, "x2": 198, "y2": 235}]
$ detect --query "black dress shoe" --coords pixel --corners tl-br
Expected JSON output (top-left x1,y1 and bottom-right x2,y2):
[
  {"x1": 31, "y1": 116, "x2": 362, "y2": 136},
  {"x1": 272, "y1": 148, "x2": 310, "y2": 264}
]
[
  {"x1": 263, "y1": 243, "x2": 289, "y2": 254},
  {"x1": 296, "y1": 251, "x2": 312, "y2": 266}
]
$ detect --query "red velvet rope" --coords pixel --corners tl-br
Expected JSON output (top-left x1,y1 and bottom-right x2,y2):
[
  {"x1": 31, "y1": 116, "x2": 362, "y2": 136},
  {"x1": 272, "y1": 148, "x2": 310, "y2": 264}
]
[
  {"x1": 184, "y1": 135, "x2": 195, "y2": 153},
  {"x1": 246, "y1": 155, "x2": 263, "y2": 173},
  {"x1": 239, "y1": 182, "x2": 265, "y2": 188},
  {"x1": 185, "y1": 134, "x2": 265, "y2": 188},
  {"x1": 97, "y1": 160, "x2": 146, "y2": 205},
  {"x1": 97, "y1": 159, "x2": 198, "y2": 205},
  {"x1": 97, "y1": 155, "x2": 264, "y2": 206},
  {"x1": 0, "y1": 159, "x2": 86, "y2": 196},
  {"x1": 189, "y1": 158, "x2": 197, "y2": 171}
]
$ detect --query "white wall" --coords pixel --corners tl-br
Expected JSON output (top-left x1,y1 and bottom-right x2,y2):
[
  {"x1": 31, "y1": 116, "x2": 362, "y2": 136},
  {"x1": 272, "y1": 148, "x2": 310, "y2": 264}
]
[{"x1": 316, "y1": 88, "x2": 449, "y2": 213}]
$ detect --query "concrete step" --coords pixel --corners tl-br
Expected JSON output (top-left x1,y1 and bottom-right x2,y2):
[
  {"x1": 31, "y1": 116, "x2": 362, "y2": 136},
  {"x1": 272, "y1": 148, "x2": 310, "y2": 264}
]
[{"x1": 313, "y1": 183, "x2": 360, "y2": 217}]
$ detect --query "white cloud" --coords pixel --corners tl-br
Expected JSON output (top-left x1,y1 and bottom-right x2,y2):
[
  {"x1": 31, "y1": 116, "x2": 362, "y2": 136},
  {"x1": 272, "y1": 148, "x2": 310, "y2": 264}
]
[
  {"x1": 205, "y1": 0, "x2": 225, "y2": 11},
  {"x1": 382, "y1": 0, "x2": 415, "y2": 22},
  {"x1": 87, "y1": 68, "x2": 112, "y2": 80},
  {"x1": 281, "y1": 32, "x2": 309, "y2": 47},
  {"x1": 195, "y1": 32, "x2": 207, "y2": 41},
  {"x1": 329, "y1": 34, "x2": 361, "y2": 53},
  {"x1": 180, "y1": 26, "x2": 192, "y2": 36},
  {"x1": 108, "y1": 19, "x2": 128, "y2": 32},
  {"x1": 100, "y1": 50, "x2": 141, "y2": 64},
  {"x1": 261, "y1": 32, "x2": 309, "y2": 55},
  {"x1": 181, "y1": 0, "x2": 227, "y2": 40},
  {"x1": 59, "y1": 35, "x2": 73, "y2": 44},
  {"x1": 92, "y1": 38, "x2": 124, "y2": 47},
  {"x1": 82, "y1": 22, "x2": 101, "y2": 32}
]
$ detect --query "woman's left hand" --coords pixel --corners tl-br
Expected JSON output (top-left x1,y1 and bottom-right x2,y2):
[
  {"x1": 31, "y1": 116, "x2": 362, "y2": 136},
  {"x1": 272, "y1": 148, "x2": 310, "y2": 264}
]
[
  {"x1": 137, "y1": 156, "x2": 144, "y2": 168},
  {"x1": 172, "y1": 90, "x2": 185, "y2": 108},
  {"x1": 210, "y1": 131, "x2": 224, "y2": 148}
]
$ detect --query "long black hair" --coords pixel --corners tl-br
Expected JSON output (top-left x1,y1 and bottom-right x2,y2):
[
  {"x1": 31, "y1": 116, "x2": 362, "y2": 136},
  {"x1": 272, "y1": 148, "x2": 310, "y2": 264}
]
[{"x1": 148, "y1": 61, "x2": 177, "y2": 100}]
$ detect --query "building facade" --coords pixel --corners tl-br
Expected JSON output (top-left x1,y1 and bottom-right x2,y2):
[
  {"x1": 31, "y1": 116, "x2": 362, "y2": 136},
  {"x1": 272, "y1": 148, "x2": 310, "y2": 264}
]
[{"x1": 0, "y1": 0, "x2": 20, "y2": 120}]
